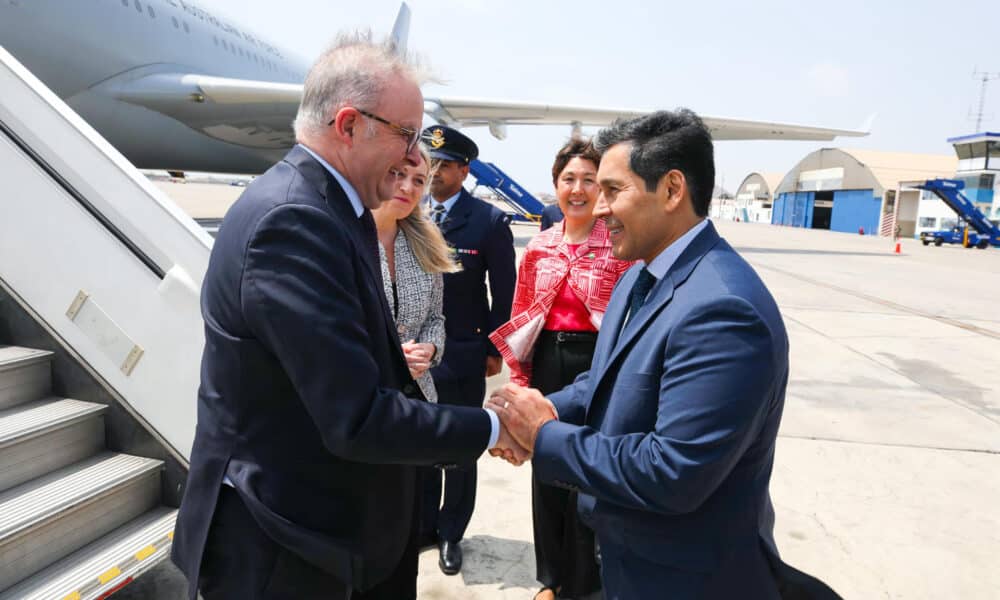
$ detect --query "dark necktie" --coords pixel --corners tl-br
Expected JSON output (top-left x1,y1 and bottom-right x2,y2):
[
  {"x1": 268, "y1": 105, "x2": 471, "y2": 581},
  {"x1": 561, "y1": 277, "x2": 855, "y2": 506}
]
[
  {"x1": 624, "y1": 267, "x2": 657, "y2": 327},
  {"x1": 431, "y1": 203, "x2": 446, "y2": 225},
  {"x1": 359, "y1": 209, "x2": 382, "y2": 270}
]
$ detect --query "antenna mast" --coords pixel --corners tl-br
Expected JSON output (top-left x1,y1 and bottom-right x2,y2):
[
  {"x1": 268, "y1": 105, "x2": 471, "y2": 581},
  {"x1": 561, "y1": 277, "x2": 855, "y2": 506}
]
[{"x1": 971, "y1": 69, "x2": 1000, "y2": 132}]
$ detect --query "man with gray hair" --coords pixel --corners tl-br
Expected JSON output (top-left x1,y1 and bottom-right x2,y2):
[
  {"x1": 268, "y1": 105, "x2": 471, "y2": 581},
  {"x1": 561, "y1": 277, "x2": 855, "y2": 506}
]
[{"x1": 171, "y1": 33, "x2": 517, "y2": 599}]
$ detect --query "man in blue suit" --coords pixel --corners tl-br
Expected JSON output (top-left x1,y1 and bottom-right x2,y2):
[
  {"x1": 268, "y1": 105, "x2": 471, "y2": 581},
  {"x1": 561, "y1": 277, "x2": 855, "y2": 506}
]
[
  {"x1": 171, "y1": 37, "x2": 517, "y2": 600},
  {"x1": 420, "y1": 125, "x2": 517, "y2": 575},
  {"x1": 490, "y1": 110, "x2": 790, "y2": 599}
]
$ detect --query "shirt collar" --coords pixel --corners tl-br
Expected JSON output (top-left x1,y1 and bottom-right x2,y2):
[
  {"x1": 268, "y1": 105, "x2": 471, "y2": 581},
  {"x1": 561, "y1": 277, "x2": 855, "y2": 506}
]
[
  {"x1": 298, "y1": 143, "x2": 363, "y2": 218},
  {"x1": 428, "y1": 190, "x2": 462, "y2": 217},
  {"x1": 541, "y1": 218, "x2": 614, "y2": 250},
  {"x1": 644, "y1": 219, "x2": 709, "y2": 280}
]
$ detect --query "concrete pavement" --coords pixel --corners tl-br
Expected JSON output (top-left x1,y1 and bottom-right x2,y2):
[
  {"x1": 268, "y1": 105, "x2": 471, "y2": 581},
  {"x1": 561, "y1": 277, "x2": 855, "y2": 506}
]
[{"x1": 122, "y1": 218, "x2": 1000, "y2": 599}]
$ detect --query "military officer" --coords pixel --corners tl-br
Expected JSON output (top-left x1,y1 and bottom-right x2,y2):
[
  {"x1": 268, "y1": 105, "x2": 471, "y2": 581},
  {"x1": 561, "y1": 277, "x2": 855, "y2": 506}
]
[{"x1": 420, "y1": 125, "x2": 517, "y2": 575}]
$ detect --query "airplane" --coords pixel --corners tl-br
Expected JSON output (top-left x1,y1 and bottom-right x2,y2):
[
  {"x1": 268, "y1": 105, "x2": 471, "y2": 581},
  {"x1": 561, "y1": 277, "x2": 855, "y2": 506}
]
[{"x1": 0, "y1": 0, "x2": 870, "y2": 176}]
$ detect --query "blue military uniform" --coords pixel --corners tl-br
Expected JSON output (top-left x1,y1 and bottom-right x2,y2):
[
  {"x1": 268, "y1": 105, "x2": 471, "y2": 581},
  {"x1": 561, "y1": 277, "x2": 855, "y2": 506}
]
[{"x1": 421, "y1": 126, "x2": 517, "y2": 563}]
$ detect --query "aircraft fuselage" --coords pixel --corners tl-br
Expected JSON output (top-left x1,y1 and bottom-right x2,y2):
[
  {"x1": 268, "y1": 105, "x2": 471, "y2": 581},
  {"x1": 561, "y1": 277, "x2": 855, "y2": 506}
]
[{"x1": 0, "y1": 0, "x2": 309, "y2": 173}]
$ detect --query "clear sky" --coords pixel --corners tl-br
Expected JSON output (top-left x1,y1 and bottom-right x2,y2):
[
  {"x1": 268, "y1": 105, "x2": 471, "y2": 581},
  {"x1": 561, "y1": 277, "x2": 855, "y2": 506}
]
[{"x1": 212, "y1": 0, "x2": 999, "y2": 195}]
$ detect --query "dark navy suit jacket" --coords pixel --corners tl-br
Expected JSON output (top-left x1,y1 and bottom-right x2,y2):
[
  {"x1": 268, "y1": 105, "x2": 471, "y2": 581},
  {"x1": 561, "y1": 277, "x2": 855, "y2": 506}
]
[
  {"x1": 534, "y1": 222, "x2": 788, "y2": 599},
  {"x1": 430, "y1": 188, "x2": 516, "y2": 384},
  {"x1": 171, "y1": 147, "x2": 491, "y2": 597},
  {"x1": 539, "y1": 203, "x2": 564, "y2": 230}
]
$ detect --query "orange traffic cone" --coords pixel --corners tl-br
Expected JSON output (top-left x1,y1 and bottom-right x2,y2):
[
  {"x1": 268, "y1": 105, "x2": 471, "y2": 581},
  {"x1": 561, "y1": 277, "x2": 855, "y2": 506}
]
[{"x1": 894, "y1": 241, "x2": 901, "y2": 254}]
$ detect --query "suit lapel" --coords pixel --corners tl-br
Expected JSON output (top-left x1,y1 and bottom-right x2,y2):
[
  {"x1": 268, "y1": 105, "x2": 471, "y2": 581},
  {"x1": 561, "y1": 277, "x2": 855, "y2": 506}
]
[
  {"x1": 439, "y1": 191, "x2": 473, "y2": 236},
  {"x1": 588, "y1": 223, "x2": 722, "y2": 410},
  {"x1": 291, "y1": 148, "x2": 410, "y2": 372}
]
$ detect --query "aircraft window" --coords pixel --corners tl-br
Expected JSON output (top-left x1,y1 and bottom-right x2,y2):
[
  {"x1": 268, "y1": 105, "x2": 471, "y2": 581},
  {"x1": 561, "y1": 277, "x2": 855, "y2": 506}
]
[
  {"x1": 134, "y1": 0, "x2": 142, "y2": 13},
  {"x1": 183, "y1": 21, "x2": 190, "y2": 33},
  {"x1": 213, "y1": 36, "x2": 218, "y2": 46},
  {"x1": 172, "y1": 16, "x2": 179, "y2": 28},
  {"x1": 147, "y1": 5, "x2": 155, "y2": 18}
]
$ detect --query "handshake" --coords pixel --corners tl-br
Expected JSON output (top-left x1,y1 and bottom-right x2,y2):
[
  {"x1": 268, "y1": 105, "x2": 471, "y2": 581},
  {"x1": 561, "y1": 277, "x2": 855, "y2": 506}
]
[{"x1": 484, "y1": 383, "x2": 559, "y2": 467}]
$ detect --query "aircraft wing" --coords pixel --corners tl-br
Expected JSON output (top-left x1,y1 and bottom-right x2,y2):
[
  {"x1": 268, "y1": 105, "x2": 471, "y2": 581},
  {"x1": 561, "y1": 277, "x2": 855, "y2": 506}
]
[
  {"x1": 424, "y1": 96, "x2": 872, "y2": 141},
  {"x1": 105, "y1": 73, "x2": 301, "y2": 149},
  {"x1": 106, "y1": 73, "x2": 869, "y2": 149}
]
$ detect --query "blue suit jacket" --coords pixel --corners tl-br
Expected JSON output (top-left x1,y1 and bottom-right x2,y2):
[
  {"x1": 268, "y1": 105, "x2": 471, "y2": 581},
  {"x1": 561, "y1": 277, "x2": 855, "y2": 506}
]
[
  {"x1": 534, "y1": 222, "x2": 787, "y2": 599},
  {"x1": 171, "y1": 147, "x2": 491, "y2": 597},
  {"x1": 430, "y1": 188, "x2": 516, "y2": 384}
]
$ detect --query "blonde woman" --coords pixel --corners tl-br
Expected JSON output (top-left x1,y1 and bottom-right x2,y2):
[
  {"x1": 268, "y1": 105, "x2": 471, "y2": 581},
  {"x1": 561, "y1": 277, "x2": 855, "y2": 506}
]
[{"x1": 373, "y1": 146, "x2": 459, "y2": 403}]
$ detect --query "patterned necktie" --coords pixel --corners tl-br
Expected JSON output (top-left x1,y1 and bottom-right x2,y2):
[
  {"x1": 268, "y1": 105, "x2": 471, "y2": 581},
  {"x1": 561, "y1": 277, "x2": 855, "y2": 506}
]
[
  {"x1": 624, "y1": 267, "x2": 657, "y2": 327},
  {"x1": 431, "y1": 203, "x2": 446, "y2": 226}
]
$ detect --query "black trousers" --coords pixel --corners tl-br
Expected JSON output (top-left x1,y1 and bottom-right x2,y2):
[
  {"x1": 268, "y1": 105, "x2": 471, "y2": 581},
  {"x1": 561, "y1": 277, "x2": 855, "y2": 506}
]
[
  {"x1": 530, "y1": 330, "x2": 602, "y2": 597},
  {"x1": 421, "y1": 374, "x2": 486, "y2": 543},
  {"x1": 199, "y1": 486, "x2": 421, "y2": 600}
]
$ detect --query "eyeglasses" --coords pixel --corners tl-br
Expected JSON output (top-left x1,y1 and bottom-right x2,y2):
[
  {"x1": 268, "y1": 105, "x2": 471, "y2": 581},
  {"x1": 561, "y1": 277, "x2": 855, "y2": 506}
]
[{"x1": 328, "y1": 109, "x2": 420, "y2": 154}]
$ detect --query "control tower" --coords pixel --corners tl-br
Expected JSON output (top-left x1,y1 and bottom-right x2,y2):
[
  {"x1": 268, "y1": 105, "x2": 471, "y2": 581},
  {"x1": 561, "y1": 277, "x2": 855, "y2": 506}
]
[{"x1": 945, "y1": 132, "x2": 1000, "y2": 219}]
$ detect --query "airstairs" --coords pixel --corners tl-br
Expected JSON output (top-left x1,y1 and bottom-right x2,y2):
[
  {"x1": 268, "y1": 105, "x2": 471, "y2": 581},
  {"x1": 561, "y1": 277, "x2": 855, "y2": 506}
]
[
  {"x1": 0, "y1": 47, "x2": 208, "y2": 596},
  {"x1": 918, "y1": 178, "x2": 1000, "y2": 247},
  {"x1": 469, "y1": 159, "x2": 547, "y2": 222},
  {"x1": 0, "y1": 347, "x2": 175, "y2": 599}
]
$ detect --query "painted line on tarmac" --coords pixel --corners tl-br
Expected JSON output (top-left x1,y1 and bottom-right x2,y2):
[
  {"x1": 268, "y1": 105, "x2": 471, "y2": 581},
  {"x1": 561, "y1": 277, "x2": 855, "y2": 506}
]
[
  {"x1": 755, "y1": 264, "x2": 1000, "y2": 340},
  {"x1": 778, "y1": 434, "x2": 1000, "y2": 455},
  {"x1": 781, "y1": 310, "x2": 1000, "y2": 428}
]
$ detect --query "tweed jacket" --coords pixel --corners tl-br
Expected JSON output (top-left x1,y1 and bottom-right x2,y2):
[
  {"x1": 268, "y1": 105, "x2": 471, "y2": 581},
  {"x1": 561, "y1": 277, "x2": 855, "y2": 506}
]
[
  {"x1": 489, "y1": 219, "x2": 632, "y2": 386},
  {"x1": 379, "y1": 228, "x2": 446, "y2": 402}
]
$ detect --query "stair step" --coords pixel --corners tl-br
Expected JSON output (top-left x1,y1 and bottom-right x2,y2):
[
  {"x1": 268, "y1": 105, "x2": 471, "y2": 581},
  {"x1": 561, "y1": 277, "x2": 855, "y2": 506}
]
[
  {"x1": 0, "y1": 397, "x2": 107, "y2": 493},
  {"x1": 0, "y1": 452, "x2": 163, "y2": 591},
  {"x1": 0, "y1": 507, "x2": 177, "y2": 600},
  {"x1": 0, "y1": 346, "x2": 53, "y2": 411}
]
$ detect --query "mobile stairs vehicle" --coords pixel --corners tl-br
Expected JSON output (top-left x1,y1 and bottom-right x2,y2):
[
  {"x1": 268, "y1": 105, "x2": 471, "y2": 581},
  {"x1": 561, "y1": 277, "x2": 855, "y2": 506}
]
[
  {"x1": 917, "y1": 179, "x2": 1000, "y2": 249},
  {"x1": 469, "y1": 159, "x2": 547, "y2": 223}
]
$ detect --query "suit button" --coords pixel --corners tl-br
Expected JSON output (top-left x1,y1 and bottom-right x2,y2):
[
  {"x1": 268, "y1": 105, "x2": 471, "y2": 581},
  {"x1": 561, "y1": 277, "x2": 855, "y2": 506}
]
[
  {"x1": 403, "y1": 384, "x2": 416, "y2": 395},
  {"x1": 476, "y1": 328, "x2": 481, "y2": 333}
]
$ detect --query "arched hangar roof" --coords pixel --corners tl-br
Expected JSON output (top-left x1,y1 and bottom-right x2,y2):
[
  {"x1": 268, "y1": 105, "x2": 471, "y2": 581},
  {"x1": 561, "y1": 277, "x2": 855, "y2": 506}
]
[{"x1": 774, "y1": 148, "x2": 956, "y2": 197}]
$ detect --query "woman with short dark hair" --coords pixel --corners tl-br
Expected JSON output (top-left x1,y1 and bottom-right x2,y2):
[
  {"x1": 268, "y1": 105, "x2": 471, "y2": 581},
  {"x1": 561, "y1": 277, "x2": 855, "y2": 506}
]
[{"x1": 491, "y1": 138, "x2": 632, "y2": 600}]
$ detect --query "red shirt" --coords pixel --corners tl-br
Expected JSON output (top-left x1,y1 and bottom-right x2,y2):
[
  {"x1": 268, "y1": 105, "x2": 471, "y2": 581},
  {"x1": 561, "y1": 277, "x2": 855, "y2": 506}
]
[
  {"x1": 490, "y1": 220, "x2": 633, "y2": 386},
  {"x1": 543, "y1": 244, "x2": 598, "y2": 333}
]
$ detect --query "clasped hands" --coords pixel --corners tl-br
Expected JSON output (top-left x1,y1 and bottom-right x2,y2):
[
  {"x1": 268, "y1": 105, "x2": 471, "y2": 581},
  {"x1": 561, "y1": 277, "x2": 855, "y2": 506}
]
[
  {"x1": 485, "y1": 383, "x2": 558, "y2": 466},
  {"x1": 401, "y1": 340, "x2": 435, "y2": 379}
]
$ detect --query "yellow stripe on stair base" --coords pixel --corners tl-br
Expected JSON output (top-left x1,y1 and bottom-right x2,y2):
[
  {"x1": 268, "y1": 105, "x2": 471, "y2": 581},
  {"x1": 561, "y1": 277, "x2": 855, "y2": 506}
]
[
  {"x1": 61, "y1": 593, "x2": 81, "y2": 600},
  {"x1": 135, "y1": 545, "x2": 157, "y2": 561},
  {"x1": 98, "y1": 566, "x2": 122, "y2": 584}
]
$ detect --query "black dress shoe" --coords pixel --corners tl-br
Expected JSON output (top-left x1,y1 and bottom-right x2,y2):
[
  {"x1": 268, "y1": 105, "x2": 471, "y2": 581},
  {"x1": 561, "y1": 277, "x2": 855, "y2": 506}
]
[{"x1": 438, "y1": 540, "x2": 462, "y2": 575}]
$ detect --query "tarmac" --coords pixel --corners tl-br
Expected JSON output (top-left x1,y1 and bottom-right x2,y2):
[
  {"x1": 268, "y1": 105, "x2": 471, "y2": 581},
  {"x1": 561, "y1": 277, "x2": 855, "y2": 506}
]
[{"x1": 118, "y1": 214, "x2": 1000, "y2": 599}]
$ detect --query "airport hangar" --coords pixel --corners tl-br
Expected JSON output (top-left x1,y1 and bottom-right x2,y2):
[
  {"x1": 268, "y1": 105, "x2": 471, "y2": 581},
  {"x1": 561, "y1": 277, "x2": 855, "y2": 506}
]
[
  {"x1": 729, "y1": 172, "x2": 783, "y2": 224},
  {"x1": 766, "y1": 148, "x2": 956, "y2": 237}
]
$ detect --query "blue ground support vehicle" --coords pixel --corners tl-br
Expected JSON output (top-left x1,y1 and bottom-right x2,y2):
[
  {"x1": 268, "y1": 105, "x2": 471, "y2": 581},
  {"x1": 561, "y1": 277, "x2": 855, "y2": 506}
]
[
  {"x1": 468, "y1": 159, "x2": 546, "y2": 223},
  {"x1": 919, "y1": 222, "x2": 992, "y2": 248},
  {"x1": 916, "y1": 179, "x2": 1000, "y2": 249}
]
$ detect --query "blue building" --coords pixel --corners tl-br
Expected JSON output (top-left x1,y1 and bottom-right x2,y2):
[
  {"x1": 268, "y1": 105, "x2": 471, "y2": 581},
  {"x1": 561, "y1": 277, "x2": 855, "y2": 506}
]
[{"x1": 771, "y1": 148, "x2": 955, "y2": 237}]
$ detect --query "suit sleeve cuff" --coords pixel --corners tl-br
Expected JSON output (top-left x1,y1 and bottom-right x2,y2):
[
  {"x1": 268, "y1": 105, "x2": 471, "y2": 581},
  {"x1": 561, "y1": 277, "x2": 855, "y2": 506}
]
[
  {"x1": 484, "y1": 407, "x2": 500, "y2": 449},
  {"x1": 532, "y1": 419, "x2": 576, "y2": 483}
]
